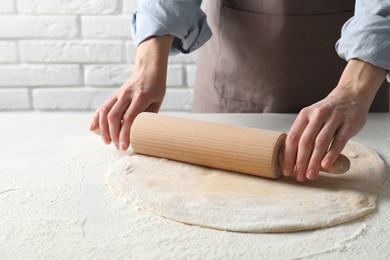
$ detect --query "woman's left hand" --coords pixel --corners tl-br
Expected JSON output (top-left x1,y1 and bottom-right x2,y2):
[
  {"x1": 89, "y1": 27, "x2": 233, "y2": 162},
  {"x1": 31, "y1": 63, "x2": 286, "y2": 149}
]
[{"x1": 282, "y1": 59, "x2": 387, "y2": 181}]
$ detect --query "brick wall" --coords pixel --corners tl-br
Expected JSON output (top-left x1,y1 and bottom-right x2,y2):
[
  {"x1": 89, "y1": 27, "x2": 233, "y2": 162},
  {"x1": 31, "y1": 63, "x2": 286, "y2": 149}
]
[{"x1": 0, "y1": 0, "x2": 197, "y2": 111}]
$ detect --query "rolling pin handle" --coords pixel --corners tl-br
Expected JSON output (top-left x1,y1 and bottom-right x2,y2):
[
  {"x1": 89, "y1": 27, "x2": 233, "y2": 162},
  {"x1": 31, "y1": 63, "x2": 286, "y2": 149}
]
[{"x1": 278, "y1": 147, "x2": 350, "y2": 175}]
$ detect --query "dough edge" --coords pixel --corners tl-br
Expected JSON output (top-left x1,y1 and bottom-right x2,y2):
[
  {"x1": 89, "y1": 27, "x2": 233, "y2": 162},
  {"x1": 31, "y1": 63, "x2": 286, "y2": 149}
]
[{"x1": 107, "y1": 141, "x2": 387, "y2": 233}]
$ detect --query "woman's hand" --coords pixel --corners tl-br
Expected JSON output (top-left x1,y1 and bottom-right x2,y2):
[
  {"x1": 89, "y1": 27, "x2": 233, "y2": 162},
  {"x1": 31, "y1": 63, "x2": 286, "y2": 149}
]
[
  {"x1": 282, "y1": 59, "x2": 388, "y2": 181},
  {"x1": 89, "y1": 35, "x2": 174, "y2": 150}
]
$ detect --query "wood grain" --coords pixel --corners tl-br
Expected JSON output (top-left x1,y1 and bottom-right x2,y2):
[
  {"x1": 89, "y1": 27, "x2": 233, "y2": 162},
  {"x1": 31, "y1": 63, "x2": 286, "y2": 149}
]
[{"x1": 131, "y1": 113, "x2": 287, "y2": 179}]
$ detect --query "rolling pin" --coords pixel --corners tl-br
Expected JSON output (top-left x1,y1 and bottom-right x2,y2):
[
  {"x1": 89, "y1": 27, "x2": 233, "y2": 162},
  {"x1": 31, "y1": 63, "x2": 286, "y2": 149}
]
[{"x1": 129, "y1": 113, "x2": 350, "y2": 179}]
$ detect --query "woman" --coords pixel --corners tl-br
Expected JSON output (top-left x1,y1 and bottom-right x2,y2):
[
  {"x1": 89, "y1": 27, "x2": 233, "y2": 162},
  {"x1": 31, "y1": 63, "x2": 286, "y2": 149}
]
[{"x1": 90, "y1": 0, "x2": 390, "y2": 181}]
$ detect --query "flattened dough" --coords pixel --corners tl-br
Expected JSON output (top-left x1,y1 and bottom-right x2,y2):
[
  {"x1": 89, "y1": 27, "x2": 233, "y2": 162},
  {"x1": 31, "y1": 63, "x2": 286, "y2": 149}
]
[{"x1": 107, "y1": 141, "x2": 386, "y2": 233}]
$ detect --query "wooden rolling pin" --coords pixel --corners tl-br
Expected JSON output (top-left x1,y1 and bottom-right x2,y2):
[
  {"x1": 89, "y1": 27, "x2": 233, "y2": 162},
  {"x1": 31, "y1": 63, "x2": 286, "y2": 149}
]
[{"x1": 130, "y1": 113, "x2": 350, "y2": 179}]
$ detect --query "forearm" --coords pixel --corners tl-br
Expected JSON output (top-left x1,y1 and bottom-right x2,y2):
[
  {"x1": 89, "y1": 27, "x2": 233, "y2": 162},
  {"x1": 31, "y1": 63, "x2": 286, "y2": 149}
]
[
  {"x1": 133, "y1": 35, "x2": 174, "y2": 80},
  {"x1": 332, "y1": 59, "x2": 388, "y2": 111}
]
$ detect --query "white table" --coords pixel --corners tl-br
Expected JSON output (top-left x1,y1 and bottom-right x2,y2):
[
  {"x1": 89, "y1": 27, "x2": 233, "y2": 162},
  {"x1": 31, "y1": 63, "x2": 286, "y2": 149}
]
[{"x1": 1, "y1": 112, "x2": 389, "y2": 259}]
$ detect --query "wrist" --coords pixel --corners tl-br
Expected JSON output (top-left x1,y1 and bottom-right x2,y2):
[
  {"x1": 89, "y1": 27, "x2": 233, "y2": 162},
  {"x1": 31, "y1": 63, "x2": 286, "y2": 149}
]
[
  {"x1": 134, "y1": 35, "x2": 174, "y2": 71},
  {"x1": 332, "y1": 59, "x2": 387, "y2": 108}
]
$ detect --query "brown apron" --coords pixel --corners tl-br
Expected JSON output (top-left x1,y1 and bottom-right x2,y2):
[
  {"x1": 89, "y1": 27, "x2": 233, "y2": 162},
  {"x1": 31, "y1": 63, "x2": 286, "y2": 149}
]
[{"x1": 192, "y1": 0, "x2": 389, "y2": 113}]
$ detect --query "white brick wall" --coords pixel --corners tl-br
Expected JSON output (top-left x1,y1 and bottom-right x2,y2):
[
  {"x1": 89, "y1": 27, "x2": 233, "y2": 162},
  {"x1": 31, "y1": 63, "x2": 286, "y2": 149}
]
[
  {"x1": 0, "y1": 16, "x2": 78, "y2": 38},
  {"x1": 17, "y1": 0, "x2": 120, "y2": 14},
  {"x1": 0, "y1": 0, "x2": 14, "y2": 13},
  {"x1": 0, "y1": 42, "x2": 18, "y2": 63},
  {"x1": 0, "y1": 0, "x2": 198, "y2": 111}
]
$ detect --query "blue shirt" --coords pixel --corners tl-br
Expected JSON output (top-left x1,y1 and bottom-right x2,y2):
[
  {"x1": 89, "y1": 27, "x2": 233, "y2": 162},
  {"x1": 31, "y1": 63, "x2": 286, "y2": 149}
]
[{"x1": 131, "y1": 0, "x2": 390, "y2": 81}]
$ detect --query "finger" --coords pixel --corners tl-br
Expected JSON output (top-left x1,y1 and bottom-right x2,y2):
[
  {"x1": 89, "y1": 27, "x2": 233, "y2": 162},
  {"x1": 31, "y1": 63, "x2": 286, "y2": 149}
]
[
  {"x1": 305, "y1": 122, "x2": 340, "y2": 180},
  {"x1": 99, "y1": 97, "x2": 117, "y2": 145},
  {"x1": 295, "y1": 121, "x2": 325, "y2": 182},
  {"x1": 321, "y1": 126, "x2": 350, "y2": 170},
  {"x1": 108, "y1": 97, "x2": 132, "y2": 150},
  {"x1": 119, "y1": 98, "x2": 154, "y2": 151},
  {"x1": 89, "y1": 109, "x2": 100, "y2": 133},
  {"x1": 283, "y1": 111, "x2": 309, "y2": 177}
]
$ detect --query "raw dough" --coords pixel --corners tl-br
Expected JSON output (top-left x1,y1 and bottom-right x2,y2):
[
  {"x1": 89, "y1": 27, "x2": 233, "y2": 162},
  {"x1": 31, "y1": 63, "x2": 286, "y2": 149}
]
[{"x1": 107, "y1": 141, "x2": 386, "y2": 233}]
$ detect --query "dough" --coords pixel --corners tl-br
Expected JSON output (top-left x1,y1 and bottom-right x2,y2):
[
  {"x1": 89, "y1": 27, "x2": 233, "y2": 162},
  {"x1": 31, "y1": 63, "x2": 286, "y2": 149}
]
[{"x1": 107, "y1": 141, "x2": 386, "y2": 233}]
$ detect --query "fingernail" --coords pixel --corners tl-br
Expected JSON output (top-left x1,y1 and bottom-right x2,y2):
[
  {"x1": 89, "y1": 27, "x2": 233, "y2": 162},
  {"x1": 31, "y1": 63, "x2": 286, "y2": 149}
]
[
  {"x1": 306, "y1": 169, "x2": 316, "y2": 180},
  {"x1": 322, "y1": 158, "x2": 331, "y2": 169},
  {"x1": 103, "y1": 135, "x2": 110, "y2": 144},
  {"x1": 297, "y1": 172, "x2": 306, "y2": 182},
  {"x1": 89, "y1": 123, "x2": 95, "y2": 130},
  {"x1": 283, "y1": 166, "x2": 292, "y2": 176},
  {"x1": 120, "y1": 142, "x2": 127, "y2": 151},
  {"x1": 114, "y1": 142, "x2": 119, "y2": 150}
]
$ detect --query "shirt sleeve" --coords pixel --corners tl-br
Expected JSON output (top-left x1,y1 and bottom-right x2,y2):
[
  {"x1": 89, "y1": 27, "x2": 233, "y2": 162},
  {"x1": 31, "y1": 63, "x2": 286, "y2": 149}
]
[
  {"x1": 336, "y1": 0, "x2": 390, "y2": 82},
  {"x1": 131, "y1": 0, "x2": 212, "y2": 54}
]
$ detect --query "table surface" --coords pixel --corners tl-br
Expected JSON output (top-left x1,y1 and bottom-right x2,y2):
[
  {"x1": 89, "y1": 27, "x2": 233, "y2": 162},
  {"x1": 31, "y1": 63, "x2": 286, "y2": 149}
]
[{"x1": 1, "y1": 112, "x2": 389, "y2": 259}]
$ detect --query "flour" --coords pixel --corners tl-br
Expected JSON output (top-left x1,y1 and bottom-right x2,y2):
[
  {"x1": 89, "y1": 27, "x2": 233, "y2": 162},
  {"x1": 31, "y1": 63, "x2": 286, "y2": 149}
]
[
  {"x1": 107, "y1": 141, "x2": 386, "y2": 233},
  {"x1": 1, "y1": 112, "x2": 390, "y2": 258}
]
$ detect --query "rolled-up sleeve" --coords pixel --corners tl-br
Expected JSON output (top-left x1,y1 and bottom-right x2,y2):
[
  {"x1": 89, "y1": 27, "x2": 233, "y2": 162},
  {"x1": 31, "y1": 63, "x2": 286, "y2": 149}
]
[
  {"x1": 131, "y1": 0, "x2": 212, "y2": 54},
  {"x1": 336, "y1": 0, "x2": 390, "y2": 81}
]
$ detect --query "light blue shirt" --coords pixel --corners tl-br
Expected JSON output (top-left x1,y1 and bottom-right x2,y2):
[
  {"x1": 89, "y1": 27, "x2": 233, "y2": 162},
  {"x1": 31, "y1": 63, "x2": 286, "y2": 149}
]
[
  {"x1": 336, "y1": 0, "x2": 390, "y2": 81},
  {"x1": 131, "y1": 0, "x2": 211, "y2": 54},
  {"x1": 131, "y1": 0, "x2": 390, "y2": 81}
]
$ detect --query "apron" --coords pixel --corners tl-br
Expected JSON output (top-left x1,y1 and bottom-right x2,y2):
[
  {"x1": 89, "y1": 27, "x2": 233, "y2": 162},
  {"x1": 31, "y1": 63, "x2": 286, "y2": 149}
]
[{"x1": 192, "y1": 0, "x2": 389, "y2": 112}]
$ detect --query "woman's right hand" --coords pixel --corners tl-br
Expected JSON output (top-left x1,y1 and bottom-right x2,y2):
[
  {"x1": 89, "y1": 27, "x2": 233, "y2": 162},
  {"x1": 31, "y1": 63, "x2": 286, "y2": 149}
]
[{"x1": 89, "y1": 35, "x2": 174, "y2": 151}]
